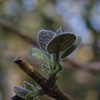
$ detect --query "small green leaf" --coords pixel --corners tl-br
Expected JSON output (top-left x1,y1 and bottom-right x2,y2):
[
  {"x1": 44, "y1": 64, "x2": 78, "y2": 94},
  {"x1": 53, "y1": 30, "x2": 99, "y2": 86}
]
[
  {"x1": 61, "y1": 36, "x2": 82, "y2": 58},
  {"x1": 48, "y1": 62, "x2": 63, "y2": 81},
  {"x1": 42, "y1": 65, "x2": 50, "y2": 72},
  {"x1": 42, "y1": 65, "x2": 52, "y2": 76},
  {"x1": 23, "y1": 81, "x2": 35, "y2": 91},
  {"x1": 13, "y1": 86, "x2": 29, "y2": 99},
  {"x1": 49, "y1": 68, "x2": 58, "y2": 76},
  {"x1": 32, "y1": 48, "x2": 47, "y2": 60},
  {"x1": 32, "y1": 48, "x2": 53, "y2": 65},
  {"x1": 34, "y1": 95, "x2": 41, "y2": 100},
  {"x1": 47, "y1": 33, "x2": 76, "y2": 54},
  {"x1": 56, "y1": 63, "x2": 63, "y2": 78},
  {"x1": 35, "y1": 87, "x2": 41, "y2": 91},
  {"x1": 25, "y1": 90, "x2": 41, "y2": 100},
  {"x1": 25, "y1": 93, "x2": 34, "y2": 100},
  {"x1": 28, "y1": 91, "x2": 39, "y2": 97}
]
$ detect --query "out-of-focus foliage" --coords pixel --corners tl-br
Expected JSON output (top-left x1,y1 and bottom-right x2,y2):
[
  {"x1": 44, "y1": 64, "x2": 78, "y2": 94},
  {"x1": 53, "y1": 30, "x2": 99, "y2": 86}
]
[{"x1": 0, "y1": 0, "x2": 100, "y2": 100}]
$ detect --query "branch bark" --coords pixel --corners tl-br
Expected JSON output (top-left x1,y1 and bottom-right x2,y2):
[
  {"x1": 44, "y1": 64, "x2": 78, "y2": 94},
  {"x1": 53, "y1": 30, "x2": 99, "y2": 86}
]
[{"x1": 13, "y1": 56, "x2": 73, "y2": 100}]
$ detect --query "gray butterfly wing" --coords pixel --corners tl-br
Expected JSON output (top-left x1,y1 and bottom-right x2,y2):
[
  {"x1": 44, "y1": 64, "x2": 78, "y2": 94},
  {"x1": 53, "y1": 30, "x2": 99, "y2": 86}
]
[{"x1": 38, "y1": 30, "x2": 55, "y2": 52}]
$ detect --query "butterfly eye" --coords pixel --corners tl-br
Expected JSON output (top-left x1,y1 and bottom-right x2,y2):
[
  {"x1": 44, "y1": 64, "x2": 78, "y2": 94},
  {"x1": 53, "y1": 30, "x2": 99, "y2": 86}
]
[{"x1": 38, "y1": 30, "x2": 55, "y2": 52}]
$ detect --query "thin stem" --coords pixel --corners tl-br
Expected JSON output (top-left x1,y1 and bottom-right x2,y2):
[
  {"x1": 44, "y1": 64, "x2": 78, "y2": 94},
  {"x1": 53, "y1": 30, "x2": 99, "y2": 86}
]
[{"x1": 56, "y1": 50, "x2": 60, "y2": 63}]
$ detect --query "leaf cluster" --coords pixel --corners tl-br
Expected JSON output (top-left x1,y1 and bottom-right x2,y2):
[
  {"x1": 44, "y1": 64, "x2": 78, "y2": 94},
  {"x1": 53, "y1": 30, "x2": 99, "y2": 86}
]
[
  {"x1": 13, "y1": 81, "x2": 42, "y2": 100},
  {"x1": 12, "y1": 28, "x2": 82, "y2": 100},
  {"x1": 33, "y1": 28, "x2": 82, "y2": 80}
]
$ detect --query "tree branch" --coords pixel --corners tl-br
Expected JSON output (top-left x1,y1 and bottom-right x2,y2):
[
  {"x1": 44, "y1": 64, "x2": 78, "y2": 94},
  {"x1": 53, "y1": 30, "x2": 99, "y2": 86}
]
[
  {"x1": 0, "y1": 18, "x2": 38, "y2": 46},
  {"x1": 13, "y1": 56, "x2": 73, "y2": 100},
  {"x1": 62, "y1": 58, "x2": 100, "y2": 73}
]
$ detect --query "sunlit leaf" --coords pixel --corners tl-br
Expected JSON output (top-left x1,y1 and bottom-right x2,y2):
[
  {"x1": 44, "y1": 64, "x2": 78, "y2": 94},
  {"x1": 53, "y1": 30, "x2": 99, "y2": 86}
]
[
  {"x1": 23, "y1": 81, "x2": 35, "y2": 91},
  {"x1": 32, "y1": 48, "x2": 53, "y2": 65},
  {"x1": 25, "y1": 90, "x2": 41, "y2": 100},
  {"x1": 25, "y1": 94, "x2": 34, "y2": 100},
  {"x1": 47, "y1": 33, "x2": 76, "y2": 54},
  {"x1": 28, "y1": 91, "x2": 39, "y2": 97},
  {"x1": 38, "y1": 30, "x2": 55, "y2": 52},
  {"x1": 61, "y1": 36, "x2": 82, "y2": 58}
]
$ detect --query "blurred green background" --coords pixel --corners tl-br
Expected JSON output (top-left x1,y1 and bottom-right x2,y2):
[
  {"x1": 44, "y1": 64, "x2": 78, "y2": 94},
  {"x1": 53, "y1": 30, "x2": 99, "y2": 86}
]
[{"x1": 0, "y1": 0, "x2": 100, "y2": 100}]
